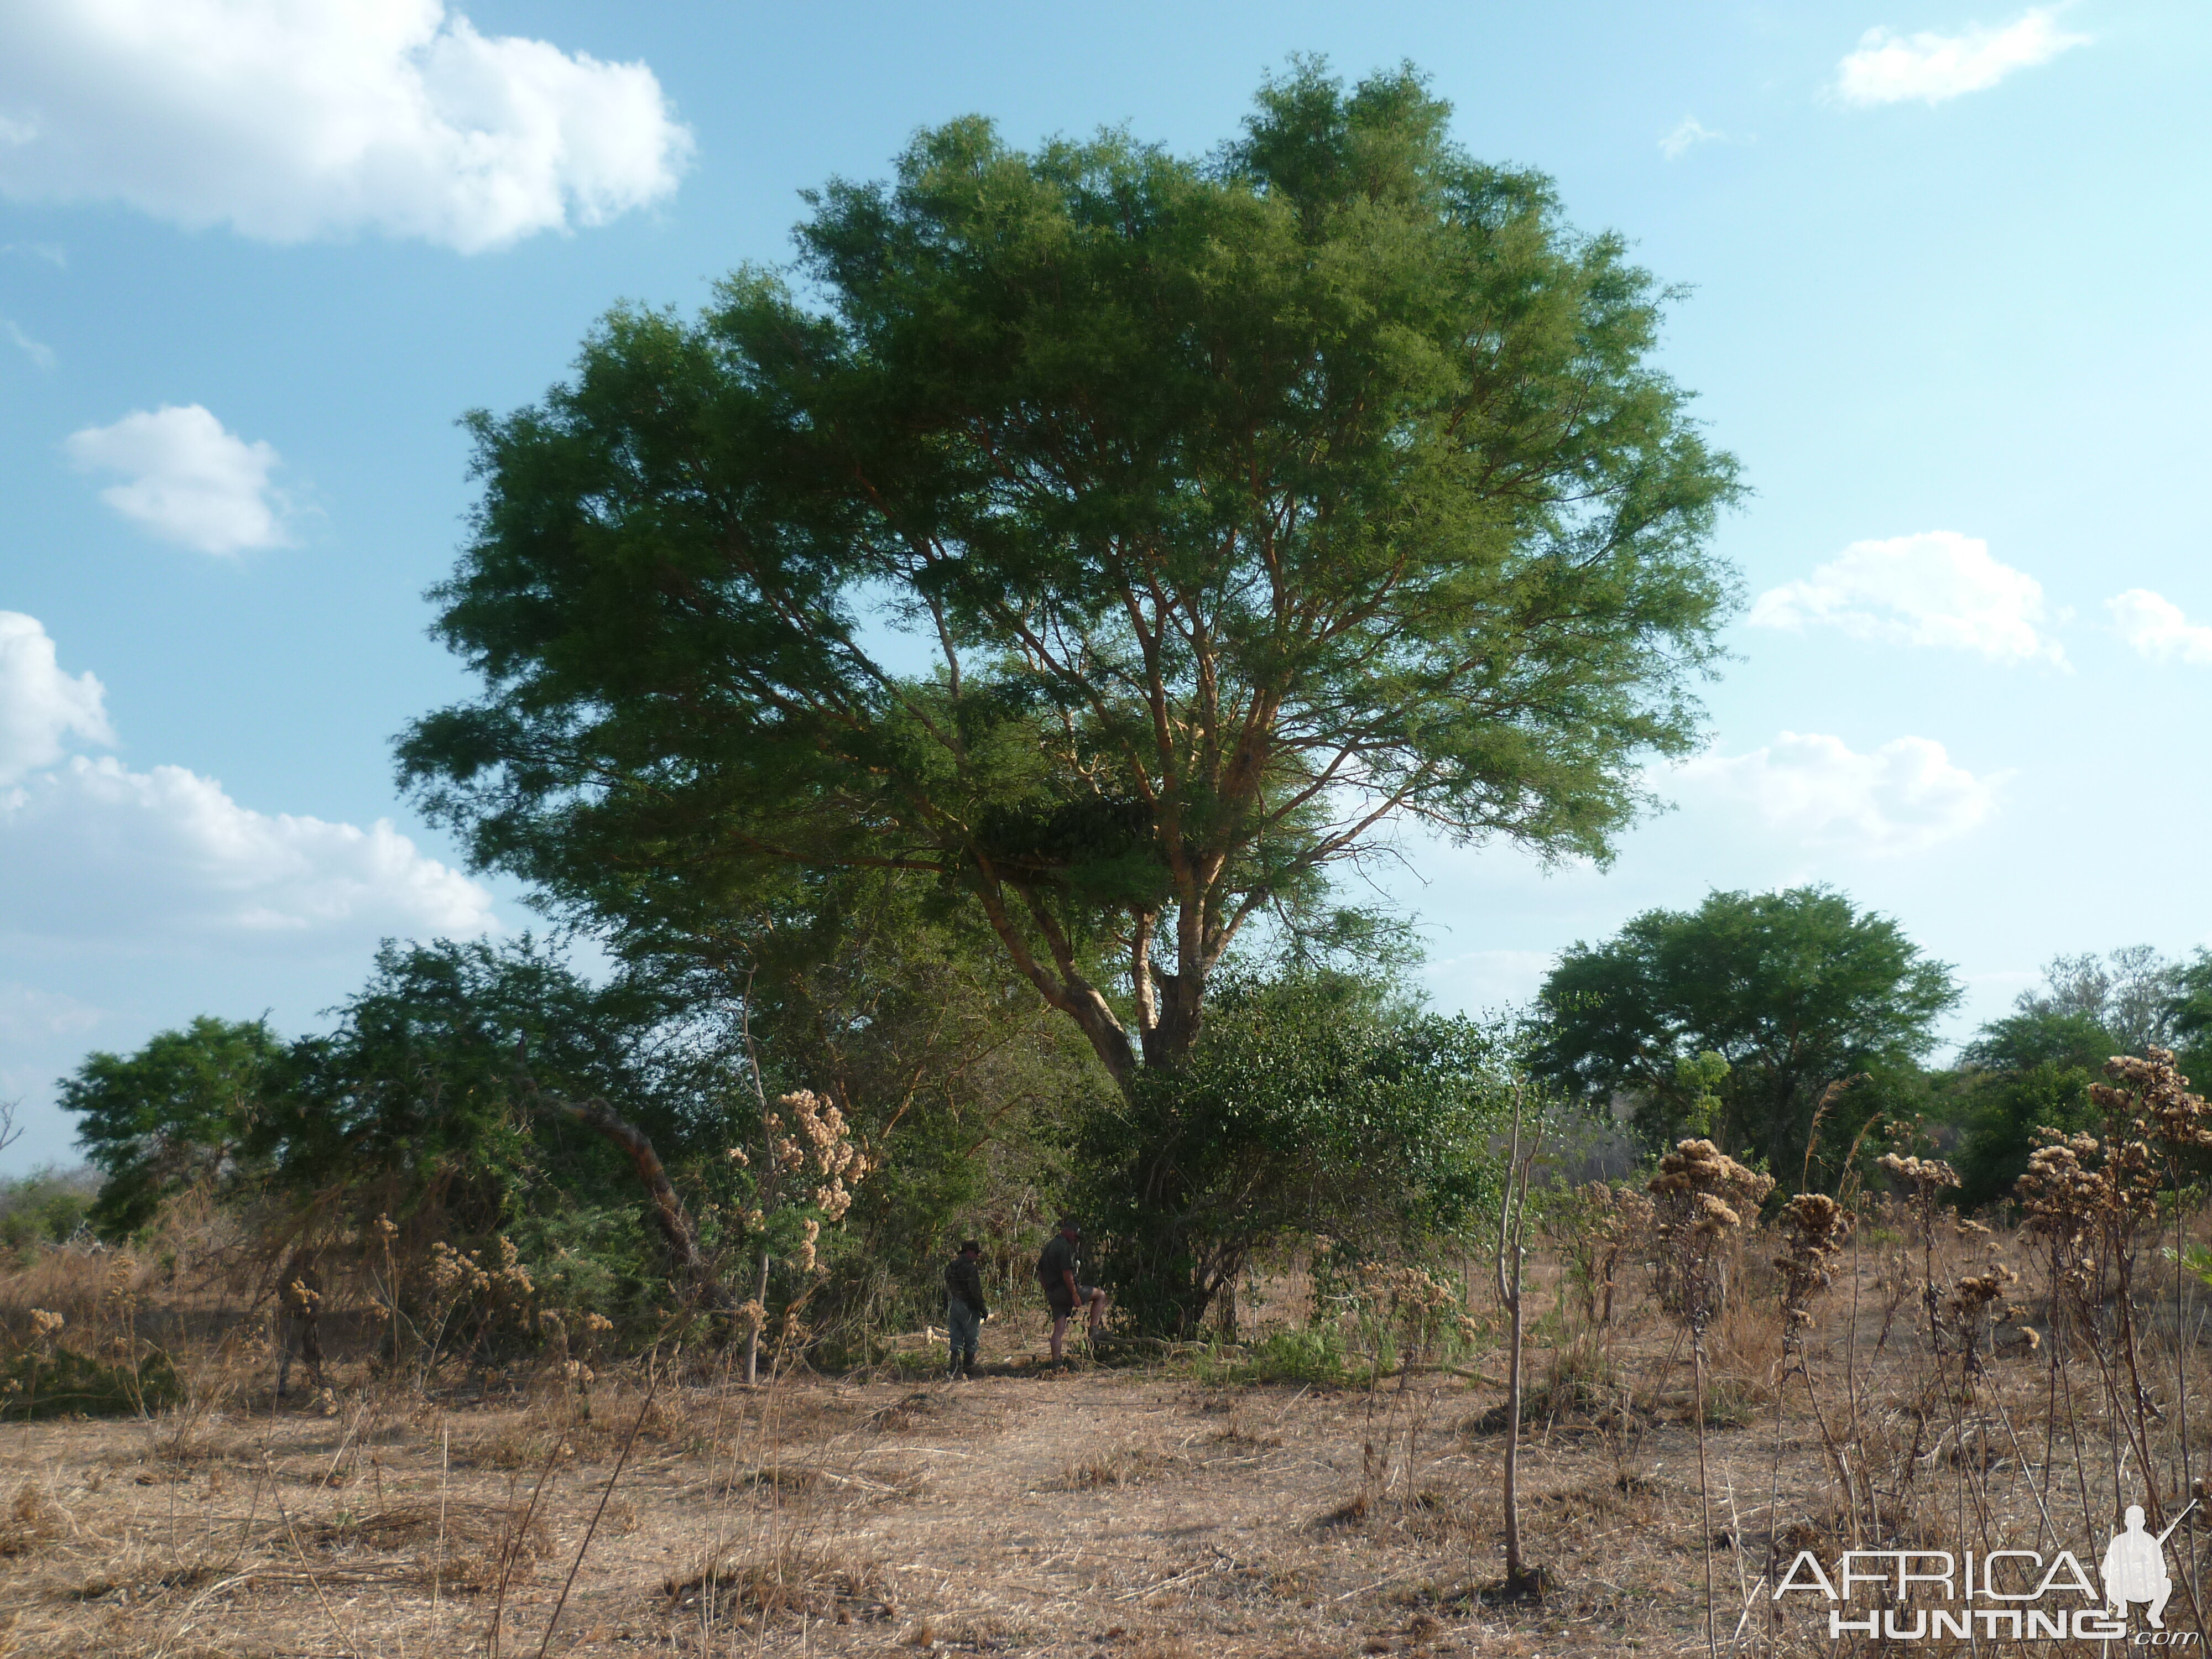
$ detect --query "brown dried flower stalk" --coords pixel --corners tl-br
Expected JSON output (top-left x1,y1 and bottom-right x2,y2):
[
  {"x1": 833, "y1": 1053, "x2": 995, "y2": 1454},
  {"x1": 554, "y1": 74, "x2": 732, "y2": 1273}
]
[
  {"x1": 1545, "y1": 1181, "x2": 1656, "y2": 1327},
  {"x1": 1649, "y1": 1139, "x2": 1773, "y2": 1330},
  {"x1": 1773, "y1": 1192, "x2": 1851, "y2": 1337}
]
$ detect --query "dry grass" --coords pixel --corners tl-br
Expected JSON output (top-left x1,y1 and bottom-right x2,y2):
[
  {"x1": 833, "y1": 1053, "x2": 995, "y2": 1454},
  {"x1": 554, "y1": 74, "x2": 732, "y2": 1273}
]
[
  {"x1": 1058, "y1": 1441, "x2": 1175, "y2": 1489},
  {"x1": 664, "y1": 1540, "x2": 891, "y2": 1623},
  {"x1": 0, "y1": 1481, "x2": 70, "y2": 1558},
  {"x1": 6, "y1": 1202, "x2": 2212, "y2": 1656}
]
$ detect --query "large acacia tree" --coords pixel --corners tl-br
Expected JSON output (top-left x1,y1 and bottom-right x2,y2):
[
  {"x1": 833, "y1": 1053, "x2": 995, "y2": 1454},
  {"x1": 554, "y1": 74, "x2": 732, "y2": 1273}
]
[{"x1": 400, "y1": 64, "x2": 1741, "y2": 1097}]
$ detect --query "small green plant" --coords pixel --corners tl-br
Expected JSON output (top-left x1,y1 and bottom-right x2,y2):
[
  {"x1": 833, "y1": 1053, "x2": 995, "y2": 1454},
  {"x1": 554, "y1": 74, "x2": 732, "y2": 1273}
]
[
  {"x1": 1674, "y1": 1051, "x2": 1729, "y2": 1137},
  {"x1": 1, "y1": 1344, "x2": 182, "y2": 1420},
  {"x1": 1228, "y1": 1327, "x2": 1361, "y2": 1386},
  {"x1": 885, "y1": 1346, "x2": 946, "y2": 1380}
]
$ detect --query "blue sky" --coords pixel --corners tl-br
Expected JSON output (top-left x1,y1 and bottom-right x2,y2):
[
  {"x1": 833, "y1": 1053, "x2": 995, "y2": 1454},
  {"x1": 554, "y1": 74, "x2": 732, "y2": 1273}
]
[{"x1": 3, "y1": 1, "x2": 2208, "y2": 1168}]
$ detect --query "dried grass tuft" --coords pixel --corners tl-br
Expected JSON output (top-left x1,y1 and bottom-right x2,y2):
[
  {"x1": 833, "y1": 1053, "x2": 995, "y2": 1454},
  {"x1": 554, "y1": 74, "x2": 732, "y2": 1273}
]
[
  {"x1": 0, "y1": 1480, "x2": 69, "y2": 1557},
  {"x1": 307, "y1": 1498, "x2": 551, "y2": 1590},
  {"x1": 1059, "y1": 1443, "x2": 1171, "y2": 1489},
  {"x1": 664, "y1": 1542, "x2": 890, "y2": 1623},
  {"x1": 865, "y1": 1390, "x2": 939, "y2": 1435}
]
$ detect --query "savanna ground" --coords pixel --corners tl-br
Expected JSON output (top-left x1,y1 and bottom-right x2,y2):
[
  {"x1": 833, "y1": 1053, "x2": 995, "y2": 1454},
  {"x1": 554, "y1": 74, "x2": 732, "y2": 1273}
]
[{"x1": 1, "y1": 1204, "x2": 2206, "y2": 1659}]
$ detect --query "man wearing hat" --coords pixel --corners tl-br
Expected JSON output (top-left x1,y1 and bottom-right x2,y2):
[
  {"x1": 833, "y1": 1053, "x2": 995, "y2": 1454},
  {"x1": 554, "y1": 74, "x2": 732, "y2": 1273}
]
[
  {"x1": 943, "y1": 1240, "x2": 988, "y2": 1380},
  {"x1": 1036, "y1": 1217, "x2": 1107, "y2": 1367}
]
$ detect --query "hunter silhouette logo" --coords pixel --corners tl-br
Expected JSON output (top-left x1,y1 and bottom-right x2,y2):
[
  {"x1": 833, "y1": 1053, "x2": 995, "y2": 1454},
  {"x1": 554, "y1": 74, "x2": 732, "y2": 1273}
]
[
  {"x1": 2104, "y1": 1504, "x2": 2192, "y2": 1630},
  {"x1": 1778, "y1": 1501, "x2": 2203, "y2": 1644}
]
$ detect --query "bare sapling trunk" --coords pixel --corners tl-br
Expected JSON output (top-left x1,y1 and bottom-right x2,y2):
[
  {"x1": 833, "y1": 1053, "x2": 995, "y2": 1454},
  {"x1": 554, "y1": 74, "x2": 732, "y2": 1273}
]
[
  {"x1": 744, "y1": 1249, "x2": 770, "y2": 1387},
  {"x1": 740, "y1": 971, "x2": 773, "y2": 1387},
  {"x1": 1492, "y1": 1085, "x2": 1545, "y2": 1595},
  {"x1": 1692, "y1": 1320, "x2": 1714, "y2": 1659}
]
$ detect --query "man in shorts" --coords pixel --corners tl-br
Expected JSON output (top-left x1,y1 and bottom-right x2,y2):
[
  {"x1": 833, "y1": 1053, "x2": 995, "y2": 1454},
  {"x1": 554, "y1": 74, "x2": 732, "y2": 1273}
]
[
  {"x1": 1037, "y1": 1217, "x2": 1107, "y2": 1366},
  {"x1": 943, "y1": 1239, "x2": 988, "y2": 1380}
]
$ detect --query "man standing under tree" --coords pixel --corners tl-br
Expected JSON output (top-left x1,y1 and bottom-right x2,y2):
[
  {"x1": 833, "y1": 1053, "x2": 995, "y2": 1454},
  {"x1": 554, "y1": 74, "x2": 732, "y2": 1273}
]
[
  {"x1": 943, "y1": 1240, "x2": 988, "y2": 1380},
  {"x1": 1038, "y1": 1218, "x2": 1107, "y2": 1368}
]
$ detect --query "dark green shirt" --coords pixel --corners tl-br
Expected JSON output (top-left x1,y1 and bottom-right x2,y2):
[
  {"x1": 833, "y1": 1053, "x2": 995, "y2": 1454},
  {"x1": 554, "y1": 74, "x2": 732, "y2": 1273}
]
[
  {"x1": 1037, "y1": 1232, "x2": 1079, "y2": 1291},
  {"x1": 944, "y1": 1255, "x2": 988, "y2": 1316}
]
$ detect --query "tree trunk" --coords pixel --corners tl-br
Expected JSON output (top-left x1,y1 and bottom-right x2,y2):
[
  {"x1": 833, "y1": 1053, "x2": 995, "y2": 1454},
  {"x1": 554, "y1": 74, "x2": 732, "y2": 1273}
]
[
  {"x1": 743, "y1": 1249, "x2": 770, "y2": 1385},
  {"x1": 1695, "y1": 1331, "x2": 1716, "y2": 1659},
  {"x1": 1138, "y1": 963, "x2": 1206, "y2": 1070},
  {"x1": 555, "y1": 1094, "x2": 737, "y2": 1321},
  {"x1": 1504, "y1": 1272, "x2": 1525, "y2": 1583},
  {"x1": 1492, "y1": 1086, "x2": 1539, "y2": 1595},
  {"x1": 1066, "y1": 987, "x2": 1144, "y2": 1098}
]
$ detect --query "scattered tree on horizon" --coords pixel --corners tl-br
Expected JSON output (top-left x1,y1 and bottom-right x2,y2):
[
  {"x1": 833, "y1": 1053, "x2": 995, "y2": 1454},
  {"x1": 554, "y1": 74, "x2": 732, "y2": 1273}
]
[
  {"x1": 1948, "y1": 945, "x2": 2212, "y2": 1211},
  {"x1": 61, "y1": 1015, "x2": 284, "y2": 1238},
  {"x1": 1528, "y1": 886, "x2": 1960, "y2": 1185}
]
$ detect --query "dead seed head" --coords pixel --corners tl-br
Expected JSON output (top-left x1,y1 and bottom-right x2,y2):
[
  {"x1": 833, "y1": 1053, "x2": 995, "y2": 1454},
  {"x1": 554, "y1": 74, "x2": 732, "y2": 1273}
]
[{"x1": 1877, "y1": 1152, "x2": 1960, "y2": 1196}]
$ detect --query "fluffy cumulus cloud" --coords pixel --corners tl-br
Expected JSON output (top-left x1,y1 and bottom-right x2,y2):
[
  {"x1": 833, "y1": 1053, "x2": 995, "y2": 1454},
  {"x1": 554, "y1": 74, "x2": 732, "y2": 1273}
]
[
  {"x1": 0, "y1": 756, "x2": 496, "y2": 945},
  {"x1": 66, "y1": 404, "x2": 289, "y2": 555},
  {"x1": 1675, "y1": 731, "x2": 2002, "y2": 857},
  {"x1": 2107, "y1": 589, "x2": 2212, "y2": 665},
  {"x1": 1835, "y1": 7, "x2": 2088, "y2": 106},
  {"x1": 0, "y1": 610, "x2": 114, "y2": 784},
  {"x1": 0, "y1": 611, "x2": 497, "y2": 952},
  {"x1": 1749, "y1": 531, "x2": 2064, "y2": 666},
  {"x1": 0, "y1": 1, "x2": 690, "y2": 253}
]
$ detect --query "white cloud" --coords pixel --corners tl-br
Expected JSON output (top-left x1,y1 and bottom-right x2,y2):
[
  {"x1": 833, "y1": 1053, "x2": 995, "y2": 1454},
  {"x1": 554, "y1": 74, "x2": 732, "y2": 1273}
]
[
  {"x1": 0, "y1": 755, "x2": 497, "y2": 946},
  {"x1": 0, "y1": 611, "x2": 114, "y2": 784},
  {"x1": 0, "y1": 983, "x2": 101, "y2": 1048},
  {"x1": 66, "y1": 404, "x2": 289, "y2": 555},
  {"x1": 1749, "y1": 530, "x2": 2064, "y2": 666},
  {"x1": 0, "y1": 2, "x2": 690, "y2": 253},
  {"x1": 1661, "y1": 117, "x2": 1723, "y2": 160},
  {"x1": 4, "y1": 318, "x2": 54, "y2": 369},
  {"x1": 2, "y1": 241, "x2": 66, "y2": 267},
  {"x1": 1835, "y1": 7, "x2": 2088, "y2": 106},
  {"x1": 2107, "y1": 588, "x2": 2212, "y2": 665},
  {"x1": 1675, "y1": 731, "x2": 2002, "y2": 856}
]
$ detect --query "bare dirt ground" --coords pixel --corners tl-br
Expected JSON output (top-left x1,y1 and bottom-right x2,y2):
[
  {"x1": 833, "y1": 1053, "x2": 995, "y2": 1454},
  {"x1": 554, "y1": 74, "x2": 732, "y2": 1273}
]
[
  {"x1": 0, "y1": 1308, "x2": 1808, "y2": 1659},
  {"x1": 1, "y1": 1220, "x2": 2198, "y2": 1659}
]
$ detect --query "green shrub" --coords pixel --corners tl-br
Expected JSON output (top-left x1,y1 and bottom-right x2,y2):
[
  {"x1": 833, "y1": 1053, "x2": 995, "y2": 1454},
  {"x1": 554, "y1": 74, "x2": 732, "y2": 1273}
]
[
  {"x1": 0, "y1": 1168, "x2": 97, "y2": 1259},
  {"x1": 1077, "y1": 970, "x2": 1500, "y2": 1338},
  {"x1": 1, "y1": 1345, "x2": 182, "y2": 1420},
  {"x1": 1225, "y1": 1327, "x2": 1362, "y2": 1387}
]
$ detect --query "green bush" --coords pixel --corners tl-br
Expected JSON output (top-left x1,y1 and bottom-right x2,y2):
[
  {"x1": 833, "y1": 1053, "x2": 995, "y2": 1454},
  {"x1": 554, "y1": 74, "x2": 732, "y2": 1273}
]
[
  {"x1": 1, "y1": 1345, "x2": 182, "y2": 1420},
  {"x1": 0, "y1": 1168, "x2": 97, "y2": 1259},
  {"x1": 1076, "y1": 969, "x2": 1500, "y2": 1338},
  {"x1": 1227, "y1": 1327, "x2": 1361, "y2": 1387}
]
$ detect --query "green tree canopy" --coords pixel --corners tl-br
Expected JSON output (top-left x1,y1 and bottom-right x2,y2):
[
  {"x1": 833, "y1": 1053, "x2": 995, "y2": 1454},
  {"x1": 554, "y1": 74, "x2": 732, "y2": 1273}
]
[
  {"x1": 60, "y1": 940, "x2": 717, "y2": 1265},
  {"x1": 2159, "y1": 948, "x2": 2212, "y2": 1076},
  {"x1": 398, "y1": 61, "x2": 1741, "y2": 1097},
  {"x1": 60, "y1": 1015, "x2": 284, "y2": 1237},
  {"x1": 261, "y1": 936, "x2": 709, "y2": 1246},
  {"x1": 1529, "y1": 886, "x2": 1960, "y2": 1182},
  {"x1": 1948, "y1": 1008, "x2": 2114, "y2": 1211},
  {"x1": 1942, "y1": 947, "x2": 2212, "y2": 1212},
  {"x1": 2014, "y1": 946, "x2": 2188, "y2": 1056}
]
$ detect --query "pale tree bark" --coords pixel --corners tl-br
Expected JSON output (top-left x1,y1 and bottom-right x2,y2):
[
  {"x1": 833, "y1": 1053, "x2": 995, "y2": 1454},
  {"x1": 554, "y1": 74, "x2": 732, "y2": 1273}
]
[{"x1": 1491, "y1": 1087, "x2": 1545, "y2": 1595}]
